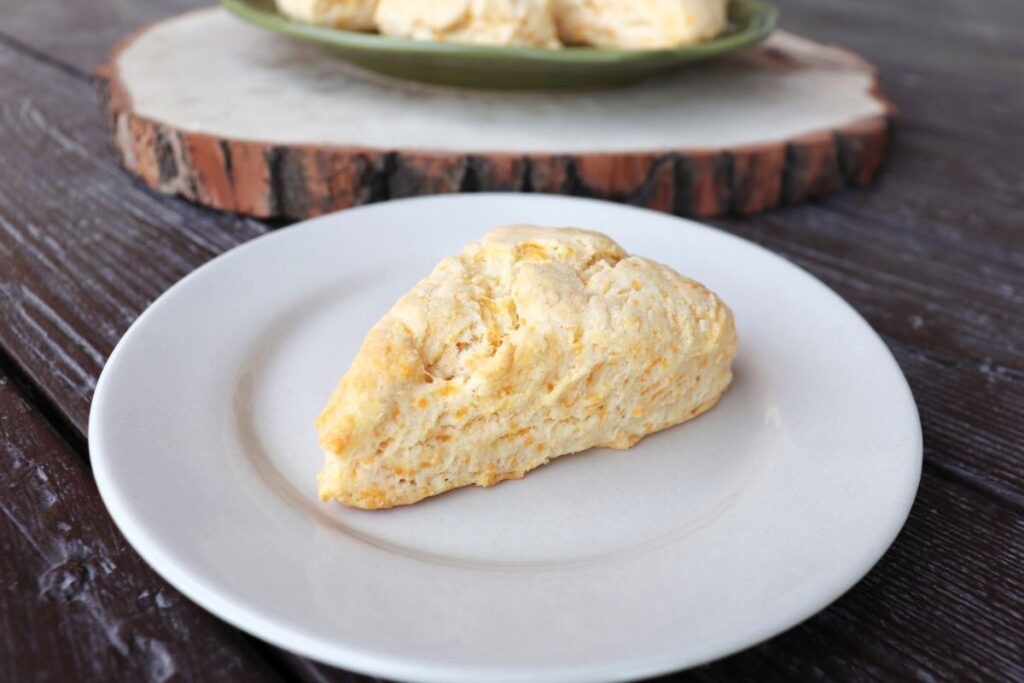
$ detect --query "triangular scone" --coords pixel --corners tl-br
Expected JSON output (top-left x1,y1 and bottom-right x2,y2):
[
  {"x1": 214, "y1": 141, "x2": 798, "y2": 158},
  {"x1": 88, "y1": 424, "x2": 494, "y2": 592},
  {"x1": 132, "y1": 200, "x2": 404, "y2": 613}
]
[{"x1": 316, "y1": 225, "x2": 738, "y2": 509}]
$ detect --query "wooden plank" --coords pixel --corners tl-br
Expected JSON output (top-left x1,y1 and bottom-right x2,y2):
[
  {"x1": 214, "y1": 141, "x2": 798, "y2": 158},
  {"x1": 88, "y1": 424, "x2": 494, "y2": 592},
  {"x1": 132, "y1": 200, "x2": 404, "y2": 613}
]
[
  {"x1": 0, "y1": 368, "x2": 284, "y2": 682},
  {"x1": 889, "y1": 342, "x2": 1024, "y2": 504},
  {"x1": 0, "y1": 0, "x2": 208, "y2": 74},
  {"x1": 711, "y1": 125, "x2": 1024, "y2": 372},
  {"x1": 762, "y1": 1, "x2": 1024, "y2": 160},
  {"x1": 712, "y1": 181, "x2": 1024, "y2": 373},
  {"x1": 779, "y1": 0, "x2": 1024, "y2": 84},
  {"x1": 0, "y1": 37, "x2": 384, "y2": 683},
  {"x1": 814, "y1": 129, "x2": 1024, "y2": 261},
  {"x1": 0, "y1": 43, "x2": 269, "y2": 434}
]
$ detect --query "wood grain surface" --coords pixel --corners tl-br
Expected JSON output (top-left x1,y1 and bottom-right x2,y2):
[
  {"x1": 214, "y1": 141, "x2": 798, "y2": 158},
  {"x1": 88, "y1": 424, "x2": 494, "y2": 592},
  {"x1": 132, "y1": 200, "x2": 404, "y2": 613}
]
[
  {"x1": 1, "y1": 0, "x2": 1023, "y2": 681},
  {"x1": 0, "y1": 370, "x2": 287, "y2": 682},
  {"x1": 0, "y1": 43, "x2": 268, "y2": 433}
]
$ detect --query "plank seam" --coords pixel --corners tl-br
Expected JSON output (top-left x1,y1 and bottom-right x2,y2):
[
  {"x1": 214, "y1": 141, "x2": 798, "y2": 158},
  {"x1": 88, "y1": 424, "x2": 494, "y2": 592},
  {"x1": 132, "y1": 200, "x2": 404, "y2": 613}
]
[
  {"x1": 886, "y1": 336, "x2": 1024, "y2": 383},
  {"x1": 0, "y1": 344, "x2": 88, "y2": 460},
  {"x1": 0, "y1": 31, "x2": 89, "y2": 82},
  {"x1": 923, "y1": 459, "x2": 1024, "y2": 517}
]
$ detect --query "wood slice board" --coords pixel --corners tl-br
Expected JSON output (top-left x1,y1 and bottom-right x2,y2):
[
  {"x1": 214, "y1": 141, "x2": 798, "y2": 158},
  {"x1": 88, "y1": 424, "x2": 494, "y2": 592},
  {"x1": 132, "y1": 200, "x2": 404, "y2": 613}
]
[{"x1": 97, "y1": 7, "x2": 894, "y2": 220}]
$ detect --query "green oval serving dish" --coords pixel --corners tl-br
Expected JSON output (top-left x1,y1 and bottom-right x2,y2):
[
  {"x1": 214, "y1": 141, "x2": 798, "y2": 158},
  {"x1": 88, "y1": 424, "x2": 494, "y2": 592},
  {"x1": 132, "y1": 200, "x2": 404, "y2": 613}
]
[{"x1": 220, "y1": 0, "x2": 779, "y2": 90}]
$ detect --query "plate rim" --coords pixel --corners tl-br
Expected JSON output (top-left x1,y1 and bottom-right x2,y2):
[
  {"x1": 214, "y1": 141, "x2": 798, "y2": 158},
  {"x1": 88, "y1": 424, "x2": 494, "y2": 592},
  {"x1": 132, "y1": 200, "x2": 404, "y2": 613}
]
[{"x1": 90, "y1": 194, "x2": 922, "y2": 682}]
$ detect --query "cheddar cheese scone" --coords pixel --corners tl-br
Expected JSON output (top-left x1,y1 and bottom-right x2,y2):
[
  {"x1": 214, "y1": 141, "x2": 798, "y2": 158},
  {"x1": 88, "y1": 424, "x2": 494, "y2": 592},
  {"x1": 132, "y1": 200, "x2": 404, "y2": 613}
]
[
  {"x1": 374, "y1": 0, "x2": 561, "y2": 48},
  {"x1": 276, "y1": 0, "x2": 378, "y2": 29},
  {"x1": 554, "y1": 0, "x2": 727, "y2": 48},
  {"x1": 316, "y1": 226, "x2": 737, "y2": 509}
]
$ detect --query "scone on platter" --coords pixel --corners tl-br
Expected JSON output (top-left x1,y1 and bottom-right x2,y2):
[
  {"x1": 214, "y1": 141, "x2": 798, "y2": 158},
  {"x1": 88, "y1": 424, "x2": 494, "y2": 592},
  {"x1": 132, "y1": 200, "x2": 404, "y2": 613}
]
[
  {"x1": 554, "y1": 0, "x2": 728, "y2": 48},
  {"x1": 316, "y1": 225, "x2": 737, "y2": 509},
  {"x1": 374, "y1": 0, "x2": 562, "y2": 48},
  {"x1": 275, "y1": 0, "x2": 378, "y2": 29}
]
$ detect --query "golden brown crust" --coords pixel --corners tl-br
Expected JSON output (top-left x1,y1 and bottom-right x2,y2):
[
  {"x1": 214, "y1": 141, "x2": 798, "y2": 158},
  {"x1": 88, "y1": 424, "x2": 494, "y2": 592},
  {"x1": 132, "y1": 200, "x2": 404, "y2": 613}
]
[
  {"x1": 316, "y1": 225, "x2": 737, "y2": 509},
  {"x1": 375, "y1": 0, "x2": 561, "y2": 47},
  {"x1": 554, "y1": 0, "x2": 727, "y2": 48},
  {"x1": 276, "y1": 0, "x2": 378, "y2": 29}
]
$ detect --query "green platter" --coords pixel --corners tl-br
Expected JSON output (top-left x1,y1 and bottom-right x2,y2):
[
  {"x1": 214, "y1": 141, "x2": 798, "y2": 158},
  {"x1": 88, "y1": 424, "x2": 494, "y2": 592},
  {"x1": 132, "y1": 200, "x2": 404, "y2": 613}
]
[{"x1": 220, "y1": 0, "x2": 779, "y2": 90}]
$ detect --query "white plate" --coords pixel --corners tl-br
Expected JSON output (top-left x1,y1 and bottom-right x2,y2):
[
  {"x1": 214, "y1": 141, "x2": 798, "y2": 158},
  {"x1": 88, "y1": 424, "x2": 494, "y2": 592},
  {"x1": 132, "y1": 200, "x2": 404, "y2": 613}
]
[{"x1": 91, "y1": 194, "x2": 921, "y2": 683}]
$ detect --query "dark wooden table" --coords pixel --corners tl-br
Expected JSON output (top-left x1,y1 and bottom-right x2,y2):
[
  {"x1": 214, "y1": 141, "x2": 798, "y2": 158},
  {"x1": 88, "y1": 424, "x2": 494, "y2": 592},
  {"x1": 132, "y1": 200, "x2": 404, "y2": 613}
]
[{"x1": 2, "y1": 1, "x2": 1022, "y2": 681}]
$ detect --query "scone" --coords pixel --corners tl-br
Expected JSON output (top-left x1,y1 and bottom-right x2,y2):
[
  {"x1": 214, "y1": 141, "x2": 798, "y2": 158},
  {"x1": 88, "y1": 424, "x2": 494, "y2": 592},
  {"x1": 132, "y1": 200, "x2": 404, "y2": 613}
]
[
  {"x1": 374, "y1": 0, "x2": 561, "y2": 48},
  {"x1": 276, "y1": 0, "x2": 378, "y2": 29},
  {"x1": 316, "y1": 226, "x2": 737, "y2": 509},
  {"x1": 554, "y1": 0, "x2": 727, "y2": 48}
]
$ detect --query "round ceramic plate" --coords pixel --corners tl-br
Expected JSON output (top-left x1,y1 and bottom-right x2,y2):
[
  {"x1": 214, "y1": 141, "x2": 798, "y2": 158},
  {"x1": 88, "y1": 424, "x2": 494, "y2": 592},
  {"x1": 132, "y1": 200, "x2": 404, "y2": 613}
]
[
  {"x1": 220, "y1": 0, "x2": 778, "y2": 89},
  {"x1": 91, "y1": 195, "x2": 921, "y2": 683}
]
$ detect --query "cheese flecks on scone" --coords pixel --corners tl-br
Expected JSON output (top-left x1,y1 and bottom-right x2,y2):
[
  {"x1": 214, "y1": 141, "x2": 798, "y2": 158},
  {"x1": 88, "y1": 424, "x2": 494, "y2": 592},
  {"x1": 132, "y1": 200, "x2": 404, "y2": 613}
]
[
  {"x1": 316, "y1": 226, "x2": 737, "y2": 509},
  {"x1": 276, "y1": 0, "x2": 378, "y2": 29},
  {"x1": 554, "y1": 0, "x2": 727, "y2": 48},
  {"x1": 374, "y1": 0, "x2": 561, "y2": 48}
]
